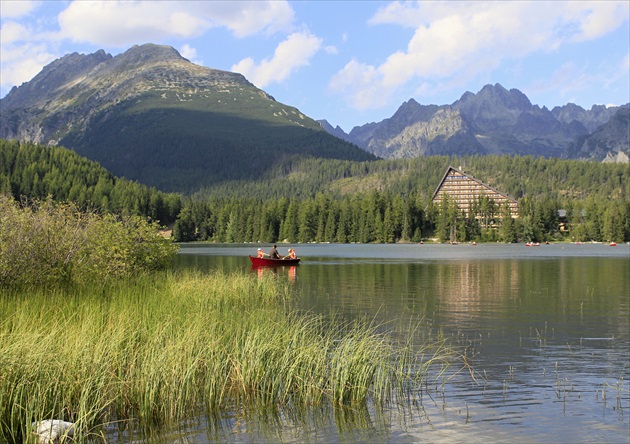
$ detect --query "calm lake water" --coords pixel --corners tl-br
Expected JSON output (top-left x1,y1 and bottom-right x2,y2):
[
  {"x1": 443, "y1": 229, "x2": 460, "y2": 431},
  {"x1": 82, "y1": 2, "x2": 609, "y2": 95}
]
[{"x1": 165, "y1": 243, "x2": 630, "y2": 443}]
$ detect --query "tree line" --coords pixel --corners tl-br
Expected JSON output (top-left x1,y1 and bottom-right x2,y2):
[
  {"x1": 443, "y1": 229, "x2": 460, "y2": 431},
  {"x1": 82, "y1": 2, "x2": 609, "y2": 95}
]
[
  {"x1": 173, "y1": 152, "x2": 628, "y2": 243},
  {"x1": 0, "y1": 139, "x2": 181, "y2": 225},
  {"x1": 173, "y1": 190, "x2": 630, "y2": 244}
]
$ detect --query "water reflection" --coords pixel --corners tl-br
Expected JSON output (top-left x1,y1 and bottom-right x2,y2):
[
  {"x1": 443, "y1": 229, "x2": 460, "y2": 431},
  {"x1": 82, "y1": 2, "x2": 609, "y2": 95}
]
[
  {"x1": 250, "y1": 265, "x2": 298, "y2": 282},
  {"x1": 168, "y1": 245, "x2": 629, "y2": 443}
]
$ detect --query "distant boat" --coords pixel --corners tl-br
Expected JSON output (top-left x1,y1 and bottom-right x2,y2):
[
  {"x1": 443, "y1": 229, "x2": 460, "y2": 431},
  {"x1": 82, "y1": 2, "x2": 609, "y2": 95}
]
[
  {"x1": 610, "y1": 242, "x2": 617, "y2": 246},
  {"x1": 249, "y1": 256, "x2": 300, "y2": 267}
]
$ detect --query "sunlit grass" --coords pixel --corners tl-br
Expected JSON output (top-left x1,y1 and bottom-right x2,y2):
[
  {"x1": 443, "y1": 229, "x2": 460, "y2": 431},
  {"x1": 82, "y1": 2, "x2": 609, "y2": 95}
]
[{"x1": 0, "y1": 270, "x2": 458, "y2": 442}]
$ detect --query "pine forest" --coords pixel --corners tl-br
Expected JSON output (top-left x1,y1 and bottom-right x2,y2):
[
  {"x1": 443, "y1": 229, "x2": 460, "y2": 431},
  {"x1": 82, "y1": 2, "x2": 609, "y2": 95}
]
[{"x1": 1, "y1": 139, "x2": 628, "y2": 244}]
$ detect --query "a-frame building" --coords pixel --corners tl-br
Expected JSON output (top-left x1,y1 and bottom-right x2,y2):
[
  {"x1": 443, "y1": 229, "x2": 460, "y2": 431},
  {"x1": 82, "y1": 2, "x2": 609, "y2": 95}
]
[{"x1": 431, "y1": 166, "x2": 519, "y2": 218}]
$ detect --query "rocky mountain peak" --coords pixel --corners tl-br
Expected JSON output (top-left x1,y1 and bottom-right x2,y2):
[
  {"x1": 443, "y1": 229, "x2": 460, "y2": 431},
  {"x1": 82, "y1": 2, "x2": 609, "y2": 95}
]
[
  {"x1": 123, "y1": 43, "x2": 187, "y2": 63},
  {"x1": 0, "y1": 43, "x2": 374, "y2": 189},
  {"x1": 395, "y1": 98, "x2": 421, "y2": 114},
  {"x1": 551, "y1": 102, "x2": 627, "y2": 133},
  {"x1": 1, "y1": 49, "x2": 112, "y2": 109},
  {"x1": 323, "y1": 83, "x2": 628, "y2": 162},
  {"x1": 2, "y1": 43, "x2": 259, "y2": 115},
  {"x1": 0, "y1": 43, "x2": 279, "y2": 145},
  {"x1": 571, "y1": 107, "x2": 630, "y2": 161},
  {"x1": 390, "y1": 98, "x2": 439, "y2": 124},
  {"x1": 456, "y1": 83, "x2": 532, "y2": 112}
]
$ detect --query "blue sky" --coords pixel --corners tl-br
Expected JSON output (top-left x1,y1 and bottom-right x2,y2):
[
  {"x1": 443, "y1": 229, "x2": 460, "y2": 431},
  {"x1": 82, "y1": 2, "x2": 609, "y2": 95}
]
[{"x1": 1, "y1": 1, "x2": 629, "y2": 132}]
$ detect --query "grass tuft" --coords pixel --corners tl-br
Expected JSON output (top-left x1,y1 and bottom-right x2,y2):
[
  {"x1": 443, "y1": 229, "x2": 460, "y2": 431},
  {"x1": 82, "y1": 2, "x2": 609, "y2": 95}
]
[{"x1": 0, "y1": 270, "x2": 458, "y2": 440}]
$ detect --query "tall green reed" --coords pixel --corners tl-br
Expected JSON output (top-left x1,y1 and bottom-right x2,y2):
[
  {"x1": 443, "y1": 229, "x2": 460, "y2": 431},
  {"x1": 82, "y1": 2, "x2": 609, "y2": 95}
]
[{"x1": 0, "y1": 269, "x2": 459, "y2": 441}]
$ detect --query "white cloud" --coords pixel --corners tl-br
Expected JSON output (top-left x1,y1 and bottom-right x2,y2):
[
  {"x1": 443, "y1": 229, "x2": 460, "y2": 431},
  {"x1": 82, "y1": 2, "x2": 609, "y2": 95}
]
[
  {"x1": 622, "y1": 52, "x2": 630, "y2": 78},
  {"x1": 0, "y1": 10, "x2": 58, "y2": 93},
  {"x1": 231, "y1": 31, "x2": 322, "y2": 88},
  {"x1": 0, "y1": 0, "x2": 296, "y2": 97},
  {"x1": 58, "y1": 1, "x2": 209, "y2": 46},
  {"x1": 332, "y1": 1, "x2": 629, "y2": 110},
  {"x1": 329, "y1": 59, "x2": 383, "y2": 110},
  {"x1": 528, "y1": 51, "x2": 630, "y2": 104},
  {"x1": 56, "y1": 1, "x2": 294, "y2": 46},
  {"x1": 1, "y1": 20, "x2": 29, "y2": 44},
  {"x1": 565, "y1": 1, "x2": 629, "y2": 42},
  {"x1": 532, "y1": 62, "x2": 592, "y2": 97},
  {"x1": 0, "y1": 42, "x2": 55, "y2": 90},
  {"x1": 211, "y1": 1, "x2": 295, "y2": 37},
  {"x1": 179, "y1": 43, "x2": 202, "y2": 65},
  {"x1": 603, "y1": 52, "x2": 630, "y2": 88},
  {"x1": 0, "y1": 0, "x2": 40, "y2": 18}
]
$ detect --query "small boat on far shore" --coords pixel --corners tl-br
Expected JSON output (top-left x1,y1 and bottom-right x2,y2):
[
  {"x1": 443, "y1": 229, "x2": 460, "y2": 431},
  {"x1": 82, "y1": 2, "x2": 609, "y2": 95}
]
[{"x1": 249, "y1": 256, "x2": 300, "y2": 267}]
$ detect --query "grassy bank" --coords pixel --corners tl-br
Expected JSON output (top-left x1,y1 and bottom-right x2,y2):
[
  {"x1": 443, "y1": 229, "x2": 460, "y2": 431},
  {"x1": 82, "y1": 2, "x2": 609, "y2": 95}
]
[{"x1": 0, "y1": 270, "x2": 457, "y2": 442}]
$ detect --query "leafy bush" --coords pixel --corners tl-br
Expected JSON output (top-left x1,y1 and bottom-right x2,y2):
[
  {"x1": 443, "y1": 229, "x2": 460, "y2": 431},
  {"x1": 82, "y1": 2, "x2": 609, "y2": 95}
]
[{"x1": 0, "y1": 195, "x2": 178, "y2": 288}]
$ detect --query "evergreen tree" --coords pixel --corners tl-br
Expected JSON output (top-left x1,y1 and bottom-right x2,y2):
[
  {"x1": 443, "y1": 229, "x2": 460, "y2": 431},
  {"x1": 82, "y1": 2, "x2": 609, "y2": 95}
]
[
  {"x1": 323, "y1": 201, "x2": 338, "y2": 242},
  {"x1": 602, "y1": 203, "x2": 625, "y2": 242},
  {"x1": 173, "y1": 208, "x2": 196, "y2": 242},
  {"x1": 280, "y1": 200, "x2": 299, "y2": 242},
  {"x1": 382, "y1": 206, "x2": 394, "y2": 243},
  {"x1": 336, "y1": 200, "x2": 351, "y2": 243},
  {"x1": 499, "y1": 203, "x2": 517, "y2": 243},
  {"x1": 298, "y1": 199, "x2": 316, "y2": 243}
]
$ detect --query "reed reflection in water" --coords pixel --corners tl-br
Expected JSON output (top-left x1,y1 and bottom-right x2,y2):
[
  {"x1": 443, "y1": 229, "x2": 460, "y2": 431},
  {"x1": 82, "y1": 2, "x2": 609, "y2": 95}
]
[{"x1": 172, "y1": 243, "x2": 629, "y2": 443}]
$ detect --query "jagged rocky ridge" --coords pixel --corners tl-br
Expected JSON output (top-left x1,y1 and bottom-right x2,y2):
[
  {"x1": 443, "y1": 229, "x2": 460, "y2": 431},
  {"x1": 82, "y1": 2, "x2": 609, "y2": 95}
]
[
  {"x1": 0, "y1": 44, "x2": 281, "y2": 144},
  {"x1": 570, "y1": 107, "x2": 630, "y2": 163},
  {"x1": 320, "y1": 84, "x2": 629, "y2": 162}
]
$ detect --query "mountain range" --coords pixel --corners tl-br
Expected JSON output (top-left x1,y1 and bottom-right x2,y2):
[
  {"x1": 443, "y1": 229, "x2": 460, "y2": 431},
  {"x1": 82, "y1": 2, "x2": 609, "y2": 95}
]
[
  {"x1": 0, "y1": 43, "x2": 374, "y2": 192},
  {"x1": 1, "y1": 44, "x2": 628, "y2": 195},
  {"x1": 319, "y1": 84, "x2": 629, "y2": 163}
]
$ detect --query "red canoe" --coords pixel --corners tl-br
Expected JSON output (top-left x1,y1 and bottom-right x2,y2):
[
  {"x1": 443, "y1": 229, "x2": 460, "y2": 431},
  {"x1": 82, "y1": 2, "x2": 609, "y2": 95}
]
[{"x1": 249, "y1": 256, "x2": 300, "y2": 267}]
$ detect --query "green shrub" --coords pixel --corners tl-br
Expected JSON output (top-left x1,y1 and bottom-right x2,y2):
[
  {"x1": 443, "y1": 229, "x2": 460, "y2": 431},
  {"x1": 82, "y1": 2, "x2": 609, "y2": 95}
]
[{"x1": 0, "y1": 195, "x2": 178, "y2": 288}]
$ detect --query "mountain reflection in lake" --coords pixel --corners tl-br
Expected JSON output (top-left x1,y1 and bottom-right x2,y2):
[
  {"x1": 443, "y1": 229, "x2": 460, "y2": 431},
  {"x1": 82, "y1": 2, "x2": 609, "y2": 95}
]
[{"x1": 161, "y1": 243, "x2": 630, "y2": 443}]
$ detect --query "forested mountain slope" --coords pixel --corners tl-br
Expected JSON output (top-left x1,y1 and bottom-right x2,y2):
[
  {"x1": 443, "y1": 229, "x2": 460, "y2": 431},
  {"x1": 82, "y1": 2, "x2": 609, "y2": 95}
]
[
  {"x1": 176, "y1": 154, "x2": 629, "y2": 243},
  {"x1": 2, "y1": 139, "x2": 628, "y2": 244},
  {"x1": 0, "y1": 139, "x2": 181, "y2": 225},
  {"x1": 195, "y1": 154, "x2": 629, "y2": 203}
]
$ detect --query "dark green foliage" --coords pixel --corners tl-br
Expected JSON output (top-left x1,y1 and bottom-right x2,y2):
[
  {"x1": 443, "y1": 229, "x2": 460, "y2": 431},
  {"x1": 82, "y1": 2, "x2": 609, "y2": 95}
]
[
  {"x1": 175, "y1": 155, "x2": 629, "y2": 244},
  {"x1": 59, "y1": 99, "x2": 376, "y2": 192},
  {"x1": 175, "y1": 191, "x2": 431, "y2": 244},
  {"x1": 3, "y1": 138, "x2": 628, "y2": 244},
  {"x1": 0, "y1": 139, "x2": 181, "y2": 225},
  {"x1": 0, "y1": 195, "x2": 178, "y2": 288},
  {"x1": 193, "y1": 154, "x2": 628, "y2": 204}
]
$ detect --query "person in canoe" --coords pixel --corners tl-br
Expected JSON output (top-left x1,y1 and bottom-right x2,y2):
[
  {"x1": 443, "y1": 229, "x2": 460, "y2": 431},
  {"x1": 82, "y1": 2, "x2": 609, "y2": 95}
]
[
  {"x1": 256, "y1": 248, "x2": 267, "y2": 258},
  {"x1": 284, "y1": 248, "x2": 297, "y2": 260},
  {"x1": 269, "y1": 244, "x2": 281, "y2": 259}
]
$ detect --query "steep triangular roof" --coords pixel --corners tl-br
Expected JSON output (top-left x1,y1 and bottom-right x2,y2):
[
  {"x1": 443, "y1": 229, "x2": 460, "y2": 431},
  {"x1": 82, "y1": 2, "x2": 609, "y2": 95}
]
[{"x1": 431, "y1": 166, "x2": 517, "y2": 203}]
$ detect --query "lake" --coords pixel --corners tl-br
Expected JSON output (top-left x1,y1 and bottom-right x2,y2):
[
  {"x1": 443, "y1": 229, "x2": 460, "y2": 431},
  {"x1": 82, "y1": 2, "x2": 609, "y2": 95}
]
[{"x1": 169, "y1": 243, "x2": 629, "y2": 443}]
